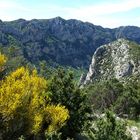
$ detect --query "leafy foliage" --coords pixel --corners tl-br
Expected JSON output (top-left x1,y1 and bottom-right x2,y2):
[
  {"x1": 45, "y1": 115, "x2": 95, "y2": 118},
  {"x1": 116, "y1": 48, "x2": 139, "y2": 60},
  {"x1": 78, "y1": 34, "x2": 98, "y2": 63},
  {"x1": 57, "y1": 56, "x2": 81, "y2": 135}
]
[
  {"x1": 48, "y1": 68, "x2": 91, "y2": 139},
  {"x1": 0, "y1": 52, "x2": 7, "y2": 76},
  {"x1": 86, "y1": 78, "x2": 140, "y2": 119},
  {"x1": 114, "y1": 80, "x2": 140, "y2": 119},
  {"x1": 0, "y1": 53, "x2": 7, "y2": 67},
  {"x1": 0, "y1": 66, "x2": 69, "y2": 139},
  {"x1": 0, "y1": 51, "x2": 138, "y2": 140},
  {"x1": 86, "y1": 111, "x2": 132, "y2": 140},
  {"x1": 85, "y1": 79, "x2": 124, "y2": 112}
]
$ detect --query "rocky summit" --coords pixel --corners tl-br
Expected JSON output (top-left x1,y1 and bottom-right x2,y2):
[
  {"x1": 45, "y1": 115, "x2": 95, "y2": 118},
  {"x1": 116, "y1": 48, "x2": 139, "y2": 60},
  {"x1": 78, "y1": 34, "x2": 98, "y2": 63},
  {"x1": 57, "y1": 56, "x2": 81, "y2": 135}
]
[{"x1": 83, "y1": 39, "x2": 140, "y2": 85}]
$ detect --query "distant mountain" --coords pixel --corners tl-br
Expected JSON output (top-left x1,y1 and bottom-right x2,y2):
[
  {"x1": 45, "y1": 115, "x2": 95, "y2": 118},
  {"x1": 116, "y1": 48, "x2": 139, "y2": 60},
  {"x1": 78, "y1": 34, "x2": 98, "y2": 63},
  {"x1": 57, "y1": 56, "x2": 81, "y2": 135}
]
[
  {"x1": 0, "y1": 17, "x2": 140, "y2": 69},
  {"x1": 82, "y1": 39, "x2": 140, "y2": 85}
]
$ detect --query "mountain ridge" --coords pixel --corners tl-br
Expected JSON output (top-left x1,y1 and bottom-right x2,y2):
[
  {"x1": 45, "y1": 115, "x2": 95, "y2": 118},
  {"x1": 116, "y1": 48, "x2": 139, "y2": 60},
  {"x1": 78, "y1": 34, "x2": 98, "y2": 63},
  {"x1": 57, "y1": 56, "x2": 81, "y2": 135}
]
[
  {"x1": 0, "y1": 17, "x2": 140, "y2": 69},
  {"x1": 2, "y1": 17, "x2": 140, "y2": 29}
]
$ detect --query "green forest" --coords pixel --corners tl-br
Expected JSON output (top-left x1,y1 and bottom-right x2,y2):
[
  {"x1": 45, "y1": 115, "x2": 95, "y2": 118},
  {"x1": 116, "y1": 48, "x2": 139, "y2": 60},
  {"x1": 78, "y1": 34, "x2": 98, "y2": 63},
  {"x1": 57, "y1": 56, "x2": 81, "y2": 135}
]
[{"x1": 0, "y1": 51, "x2": 140, "y2": 140}]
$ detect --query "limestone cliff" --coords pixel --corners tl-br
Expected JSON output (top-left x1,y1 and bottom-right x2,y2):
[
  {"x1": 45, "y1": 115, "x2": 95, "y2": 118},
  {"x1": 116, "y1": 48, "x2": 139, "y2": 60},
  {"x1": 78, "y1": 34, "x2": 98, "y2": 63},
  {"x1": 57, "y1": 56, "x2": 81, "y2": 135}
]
[{"x1": 83, "y1": 39, "x2": 140, "y2": 85}]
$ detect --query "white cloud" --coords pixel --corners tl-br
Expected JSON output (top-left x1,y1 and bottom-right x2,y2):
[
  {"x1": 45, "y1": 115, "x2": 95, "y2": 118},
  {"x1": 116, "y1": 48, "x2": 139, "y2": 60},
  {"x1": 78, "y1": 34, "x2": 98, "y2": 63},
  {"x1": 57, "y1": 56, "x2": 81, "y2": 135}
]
[
  {"x1": 0, "y1": 1, "x2": 15, "y2": 9},
  {"x1": 0, "y1": 0, "x2": 34, "y2": 21},
  {"x1": 68, "y1": 0, "x2": 140, "y2": 17},
  {"x1": 0, "y1": 0, "x2": 140, "y2": 27},
  {"x1": 63, "y1": 0, "x2": 140, "y2": 27},
  {"x1": 0, "y1": 0, "x2": 31, "y2": 11}
]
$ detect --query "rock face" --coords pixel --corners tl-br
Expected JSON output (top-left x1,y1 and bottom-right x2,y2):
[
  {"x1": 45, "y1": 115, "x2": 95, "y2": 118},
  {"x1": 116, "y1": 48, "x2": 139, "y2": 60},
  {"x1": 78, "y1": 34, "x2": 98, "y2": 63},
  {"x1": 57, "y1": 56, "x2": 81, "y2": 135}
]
[
  {"x1": 127, "y1": 126, "x2": 140, "y2": 140},
  {"x1": 0, "y1": 17, "x2": 140, "y2": 68},
  {"x1": 83, "y1": 39, "x2": 140, "y2": 84}
]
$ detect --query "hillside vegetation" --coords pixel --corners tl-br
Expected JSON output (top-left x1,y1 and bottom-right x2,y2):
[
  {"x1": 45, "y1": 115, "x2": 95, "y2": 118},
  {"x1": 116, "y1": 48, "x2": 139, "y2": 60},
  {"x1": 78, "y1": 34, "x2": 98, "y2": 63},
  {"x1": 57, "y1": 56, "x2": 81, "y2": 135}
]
[
  {"x1": 0, "y1": 40, "x2": 140, "y2": 139},
  {"x1": 0, "y1": 19, "x2": 140, "y2": 139}
]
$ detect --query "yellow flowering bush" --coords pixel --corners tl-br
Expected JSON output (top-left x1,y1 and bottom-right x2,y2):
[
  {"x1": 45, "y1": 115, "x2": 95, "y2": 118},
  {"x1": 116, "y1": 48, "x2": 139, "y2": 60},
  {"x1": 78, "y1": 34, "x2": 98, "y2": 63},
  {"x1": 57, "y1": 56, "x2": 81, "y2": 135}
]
[
  {"x1": 0, "y1": 53, "x2": 7, "y2": 72},
  {"x1": 45, "y1": 105, "x2": 69, "y2": 133},
  {"x1": 0, "y1": 53, "x2": 7, "y2": 66},
  {"x1": 0, "y1": 67, "x2": 69, "y2": 137}
]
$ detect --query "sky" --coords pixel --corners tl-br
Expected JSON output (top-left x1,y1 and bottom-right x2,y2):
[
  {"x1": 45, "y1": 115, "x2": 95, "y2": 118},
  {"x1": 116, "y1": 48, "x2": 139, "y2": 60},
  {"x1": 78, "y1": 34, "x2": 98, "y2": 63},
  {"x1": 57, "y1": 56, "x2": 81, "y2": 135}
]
[{"x1": 0, "y1": 0, "x2": 140, "y2": 28}]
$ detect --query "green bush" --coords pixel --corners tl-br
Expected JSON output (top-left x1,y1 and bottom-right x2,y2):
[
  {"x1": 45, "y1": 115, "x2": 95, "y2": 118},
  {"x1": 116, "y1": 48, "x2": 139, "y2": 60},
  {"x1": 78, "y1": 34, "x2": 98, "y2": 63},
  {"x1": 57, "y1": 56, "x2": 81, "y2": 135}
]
[
  {"x1": 48, "y1": 68, "x2": 91, "y2": 139},
  {"x1": 86, "y1": 111, "x2": 132, "y2": 140}
]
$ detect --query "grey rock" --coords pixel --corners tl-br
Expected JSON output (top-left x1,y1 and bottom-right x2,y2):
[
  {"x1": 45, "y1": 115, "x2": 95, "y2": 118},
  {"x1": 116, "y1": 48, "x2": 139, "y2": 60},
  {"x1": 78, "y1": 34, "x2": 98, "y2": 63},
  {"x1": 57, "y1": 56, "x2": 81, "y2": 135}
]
[
  {"x1": 127, "y1": 126, "x2": 140, "y2": 140},
  {"x1": 83, "y1": 39, "x2": 140, "y2": 84}
]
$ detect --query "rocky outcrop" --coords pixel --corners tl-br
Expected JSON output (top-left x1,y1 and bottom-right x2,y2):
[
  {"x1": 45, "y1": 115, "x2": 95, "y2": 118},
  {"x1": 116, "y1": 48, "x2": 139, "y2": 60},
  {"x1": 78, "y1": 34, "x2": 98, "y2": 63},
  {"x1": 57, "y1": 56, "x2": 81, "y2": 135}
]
[
  {"x1": 83, "y1": 39, "x2": 140, "y2": 85},
  {"x1": 128, "y1": 126, "x2": 140, "y2": 140},
  {"x1": 111, "y1": 40, "x2": 135, "y2": 79}
]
